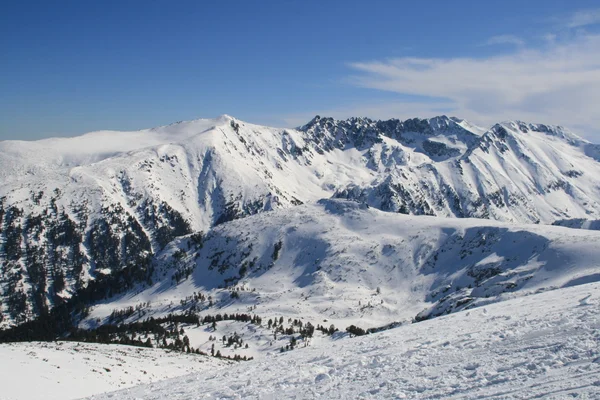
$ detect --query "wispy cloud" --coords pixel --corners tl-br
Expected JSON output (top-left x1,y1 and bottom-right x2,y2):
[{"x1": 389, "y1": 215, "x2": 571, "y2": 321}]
[
  {"x1": 345, "y1": 33, "x2": 600, "y2": 139},
  {"x1": 564, "y1": 8, "x2": 600, "y2": 28},
  {"x1": 483, "y1": 34, "x2": 525, "y2": 47}
]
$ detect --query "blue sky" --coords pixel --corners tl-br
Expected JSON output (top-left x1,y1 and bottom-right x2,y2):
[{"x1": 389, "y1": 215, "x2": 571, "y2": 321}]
[{"x1": 2, "y1": 0, "x2": 600, "y2": 140}]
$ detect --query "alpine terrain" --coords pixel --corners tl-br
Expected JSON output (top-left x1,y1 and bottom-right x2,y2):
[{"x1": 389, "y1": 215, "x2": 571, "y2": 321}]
[{"x1": 1, "y1": 115, "x2": 600, "y2": 399}]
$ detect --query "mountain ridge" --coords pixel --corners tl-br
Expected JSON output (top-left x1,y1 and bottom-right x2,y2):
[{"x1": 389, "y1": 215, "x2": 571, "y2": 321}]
[{"x1": 1, "y1": 114, "x2": 600, "y2": 328}]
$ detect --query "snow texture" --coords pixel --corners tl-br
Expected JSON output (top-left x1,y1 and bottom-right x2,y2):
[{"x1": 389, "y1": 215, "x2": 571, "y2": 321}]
[
  {"x1": 1, "y1": 115, "x2": 600, "y2": 399},
  {"x1": 0, "y1": 341, "x2": 227, "y2": 400},
  {"x1": 86, "y1": 282, "x2": 600, "y2": 400},
  {"x1": 78, "y1": 199, "x2": 600, "y2": 360}
]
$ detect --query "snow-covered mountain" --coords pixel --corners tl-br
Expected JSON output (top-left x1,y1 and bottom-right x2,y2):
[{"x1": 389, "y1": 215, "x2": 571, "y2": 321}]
[
  {"x1": 81, "y1": 199, "x2": 600, "y2": 332},
  {"x1": 324, "y1": 118, "x2": 600, "y2": 223},
  {"x1": 2, "y1": 114, "x2": 600, "y2": 327}
]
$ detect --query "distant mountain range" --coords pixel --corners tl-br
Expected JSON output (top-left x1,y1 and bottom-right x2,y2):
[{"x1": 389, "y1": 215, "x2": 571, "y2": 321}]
[{"x1": 2, "y1": 114, "x2": 600, "y2": 329}]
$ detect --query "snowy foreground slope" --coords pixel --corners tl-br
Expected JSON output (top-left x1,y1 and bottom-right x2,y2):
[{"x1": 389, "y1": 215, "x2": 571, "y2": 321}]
[
  {"x1": 86, "y1": 282, "x2": 600, "y2": 400},
  {"x1": 0, "y1": 341, "x2": 228, "y2": 400}
]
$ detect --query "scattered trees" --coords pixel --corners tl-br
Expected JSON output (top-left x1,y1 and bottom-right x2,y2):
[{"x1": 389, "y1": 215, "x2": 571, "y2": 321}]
[{"x1": 346, "y1": 325, "x2": 366, "y2": 337}]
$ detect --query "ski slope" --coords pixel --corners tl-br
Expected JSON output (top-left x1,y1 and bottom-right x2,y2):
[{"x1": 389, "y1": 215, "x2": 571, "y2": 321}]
[
  {"x1": 0, "y1": 341, "x2": 228, "y2": 400},
  {"x1": 85, "y1": 281, "x2": 600, "y2": 399}
]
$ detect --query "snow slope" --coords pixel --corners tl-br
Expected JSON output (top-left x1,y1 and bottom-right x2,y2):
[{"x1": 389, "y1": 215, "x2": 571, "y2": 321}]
[
  {"x1": 329, "y1": 119, "x2": 600, "y2": 223},
  {"x1": 78, "y1": 199, "x2": 600, "y2": 358},
  {"x1": 553, "y1": 218, "x2": 600, "y2": 231},
  {"x1": 0, "y1": 341, "x2": 227, "y2": 400},
  {"x1": 86, "y1": 281, "x2": 600, "y2": 400}
]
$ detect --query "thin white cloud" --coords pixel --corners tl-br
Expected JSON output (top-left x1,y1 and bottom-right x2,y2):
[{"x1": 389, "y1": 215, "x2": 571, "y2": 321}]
[
  {"x1": 484, "y1": 34, "x2": 525, "y2": 47},
  {"x1": 345, "y1": 33, "x2": 600, "y2": 140},
  {"x1": 541, "y1": 33, "x2": 557, "y2": 44},
  {"x1": 564, "y1": 8, "x2": 600, "y2": 28}
]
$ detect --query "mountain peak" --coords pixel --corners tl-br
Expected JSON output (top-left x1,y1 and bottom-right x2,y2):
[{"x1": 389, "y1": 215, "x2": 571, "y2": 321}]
[
  {"x1": 299, "y1": 115, "x2": 335, "y2": 131},
  {"x1": 488, "y1": 120, "x2": 586, "y2": 145},
  {"x1": 215, "y1": 114, "x2": 235, "y2": 123}
]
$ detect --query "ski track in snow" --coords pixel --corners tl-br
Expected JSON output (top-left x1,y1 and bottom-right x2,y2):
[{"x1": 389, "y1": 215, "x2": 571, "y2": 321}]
[{"x1": 85, "y1": 282, "x2": 600, "y2": 400}]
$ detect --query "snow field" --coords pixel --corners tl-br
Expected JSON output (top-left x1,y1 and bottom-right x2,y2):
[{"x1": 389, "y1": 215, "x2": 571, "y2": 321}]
[
  {"x1": 0, "y1": 341, "x2": 228, "y2": 400},
  {"x1": 86, "y1": 281, "x2": 600, "y2": 399}
]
